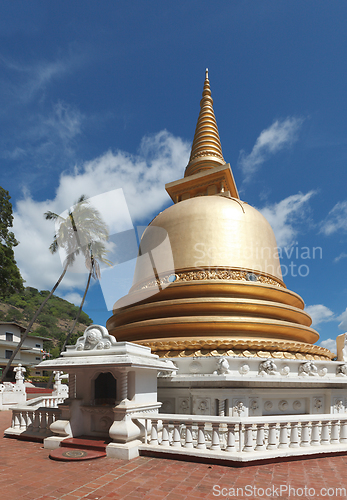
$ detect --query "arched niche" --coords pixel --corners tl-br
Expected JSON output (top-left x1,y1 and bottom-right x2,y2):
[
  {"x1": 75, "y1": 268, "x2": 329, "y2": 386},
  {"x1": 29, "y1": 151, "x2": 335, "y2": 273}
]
[{"x1": 94, "y1": 372, "x2": 117, "y2": 405}]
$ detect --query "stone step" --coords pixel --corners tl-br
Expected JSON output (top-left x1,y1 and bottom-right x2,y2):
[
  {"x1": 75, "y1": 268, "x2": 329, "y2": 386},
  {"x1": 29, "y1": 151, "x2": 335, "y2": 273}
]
[{"x1": 49, "y1": 436, "x2": 111, "y2": 461}]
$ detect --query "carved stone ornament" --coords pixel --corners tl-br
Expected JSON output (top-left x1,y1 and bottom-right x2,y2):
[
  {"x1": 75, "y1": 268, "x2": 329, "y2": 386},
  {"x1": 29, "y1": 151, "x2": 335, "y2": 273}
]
[
  {"x1": 298, "y1": 361, "x2": 318, "y2": 377},
  {"x1": 250, "y1": 399, "x2": 259, "y2": 411},
  {"x1": 293, "y1": 400, "x2": 302, "y2": 410},
  {"x1": 258, "y1": 359, "x2": 278, "y2": 376},
  {"x1": 233, "y1": 401, "x2": 245, "y2": 416},
  {"x1": 136, "y1": 267, "x2": 284, "y2": 291},
  {"x1": 280, "y1": 365, "x2": 290, "y2": 376},
  {"x1": 278, "y1": 400, "x2": 289, "y2": 411},
  {"x1": 314, "y1": 398, "x2": 323, "y2": 410},
  {"x1": 213, "y1": 358, "x2": 231, "y2": 375},
  {"x1": 318, "y1": 367, "x2": 328, "y2": 377},
  {"x1": 239, "y1": 364, "x2": 250, "y2": 375},
  {"x1": 337, "y1": 364, "x2": 347, "y2": 377},
  {"x1": 75, "y1": 325, "x2": 117, "y2": 351},
  {"x1": 264, "y1": 401, "x2": 273, "y2": 411},
  {"x1": 334, "y1": 399, "x2": 344, "y2": 413}
]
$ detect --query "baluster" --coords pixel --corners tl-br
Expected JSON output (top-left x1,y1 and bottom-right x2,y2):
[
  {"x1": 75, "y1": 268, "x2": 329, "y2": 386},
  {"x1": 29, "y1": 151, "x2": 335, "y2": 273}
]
[
  {"x1": 243, "y1": 423, "x2": 254, "y2": 452},
  {"x1": 300, "y1": 421, "x2": 310, "y2": 447},
  {"x1": 289, "y1": 422, "x2": 300, "y2": 448},
  {"x1": 321, "y1": 421, "x2": 330, "y2": 445},
  {"x1": 340, "y1": 420, "x2": 347, "y2": 444},
  {"x1": 310, "y1": 421, "x2": 320, "y2": 446},
  {"x1": 161, "y1": 422, "x2": 170, "y2": 446},
  {"x1": 172, "y1": 421, "x2": 181, "y2": 447},
  {"x1": 196, "y1": 422, "x2": 206, "y2": 449},
  {"x1": 150, "y1": 419, "x2": 159, "y2": 445},
  {"x1": 279, "y1": 423, "x2": 289, "y2": 449},
  {"x1": 12, "y1": 411, "x2": 18, "y2": 430},
  {"x1": 267, "y1": 423, "x2": 278, "y2": 450},
  {"x1": 225, "y1": 423, "x2": 236, "y2": 452},
  {"x1": 184, "y1": 422, "x2": 194, "y2": 448},
  {"x1": 331, "y1": 420, "x2": 339, "y2": 444},
  {"x1": 144, "y1": 418, "x2": 148, "y2": 444},
  {"x1": 255, "y1": 423, "x2": 266, "y2": 451},
  {"x1": 47, "y1": 410, "x2": 54, "y2": 430},
  {"x1": 210, "y1": 423, "x2": 221, "y2": 450},
  {"x1": 19, "y1": 411, "x2": 26, "y2": 431}
]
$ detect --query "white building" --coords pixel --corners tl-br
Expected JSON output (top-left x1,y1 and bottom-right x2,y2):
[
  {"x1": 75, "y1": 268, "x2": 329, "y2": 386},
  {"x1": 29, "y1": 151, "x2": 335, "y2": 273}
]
[{"x1": 0, "y1": 322, "x2": 48, "y2": 379}]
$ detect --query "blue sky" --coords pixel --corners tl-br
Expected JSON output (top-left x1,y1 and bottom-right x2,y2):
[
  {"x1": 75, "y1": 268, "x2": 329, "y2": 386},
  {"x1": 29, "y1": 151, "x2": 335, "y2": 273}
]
[{"x1": 1, "y1": 1, "x2": 347, "y2": 352}]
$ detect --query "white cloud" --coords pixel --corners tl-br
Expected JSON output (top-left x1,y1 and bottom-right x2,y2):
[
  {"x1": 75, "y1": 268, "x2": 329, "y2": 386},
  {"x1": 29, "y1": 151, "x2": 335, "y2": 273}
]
[
  {"x1": 259, "y1": 191, "x2": 316, "y2": 248},
  {"x1": 305, "y1": 304, "x2": 335, "y2": 327},
  {"x1": 334, "y1": 252, "x2": 347, "y2": 263},
  {"x1": 61, "y1": 292, "x2": 84, "y2": 307},
  {"x1": 337, "y1": 308, "x2": 347, "y2": 331},
  {"x1": 320, "y1": 201, "x2": 347, "y2": 236},
  {"x1": 319, "y1": 338, "x2": 336, "y2": 353},
  {"x1": 238, "y1": 117, "x2": 304, "y2": 181},
  {"x1": 13, "y1": 130, "x2": 190, "y2": 294}
]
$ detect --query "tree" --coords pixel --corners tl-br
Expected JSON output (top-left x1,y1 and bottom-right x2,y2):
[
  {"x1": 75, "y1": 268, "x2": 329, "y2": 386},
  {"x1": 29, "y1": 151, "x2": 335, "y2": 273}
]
[
  {"x1": 0, "y1": 187, "x2": 24, "y2": 299},
  {"x1": 0, "y1": 194, "x2": 110, "y2": 382}
]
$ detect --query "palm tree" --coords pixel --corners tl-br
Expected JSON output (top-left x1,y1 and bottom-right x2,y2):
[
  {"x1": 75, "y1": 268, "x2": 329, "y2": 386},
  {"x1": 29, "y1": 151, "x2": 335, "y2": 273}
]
[{"x1": 0, "y1": 195, "x2": 110, "y2": 383}]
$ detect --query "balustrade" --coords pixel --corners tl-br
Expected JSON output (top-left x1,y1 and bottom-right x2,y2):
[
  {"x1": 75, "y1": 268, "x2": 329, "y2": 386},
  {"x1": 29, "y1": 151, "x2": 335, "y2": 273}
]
[{"x1": 136, "y1": 413, "x2": 347, "y2": 461}]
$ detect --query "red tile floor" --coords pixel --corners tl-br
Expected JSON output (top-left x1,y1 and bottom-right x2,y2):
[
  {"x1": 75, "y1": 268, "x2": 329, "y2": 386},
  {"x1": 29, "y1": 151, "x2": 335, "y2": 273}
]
[{"x1": 2, "y1": 410, "x2": 347, "y2": 500}]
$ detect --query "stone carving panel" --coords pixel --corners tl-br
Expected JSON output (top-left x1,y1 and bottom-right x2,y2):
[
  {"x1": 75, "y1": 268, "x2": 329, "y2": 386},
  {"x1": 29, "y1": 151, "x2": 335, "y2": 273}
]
[{"x1": 75, "y1": 325, "x2": 117, "y2": 351}]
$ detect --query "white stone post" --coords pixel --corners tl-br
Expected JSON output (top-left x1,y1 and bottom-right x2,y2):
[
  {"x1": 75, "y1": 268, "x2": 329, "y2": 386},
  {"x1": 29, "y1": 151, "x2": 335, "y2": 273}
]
[
  {"x1": 279, "y1": 423, "x2": 289, "y2": 449},
  {"x1": 184, "y1": 422, "x2": 194, "y2": 448},
  {"x1": 161, "y1": 423, "x2": 170, "y2": 446},
  {"x1": 321, "y1": 421, "x2": 330, "y2": 445},
  {"x1": 267, "y1": 423, "x2": 277, "y2": 450},
  {"x1": 150, "y1": 419, "x2": 159, "y2": 445},
  {"x1": 172, "y1": 422, "x2": 181, "y2": 447},
  {"x1": 243, "y1": 423, "x2": 254, "y2": 452},
  {"x1": 225, "y1": 423, "x2": 236, "y2": 452},
  {"x1": 340, "y1": 420, "x2": 347, "y2": 443},
  {"x1": 210, "y1": 423, "x2": 221, "y2": 450},
  {"x1": 310, "y1": 421, "x2": 320, "y2": 446},
  {"x1": 300, "y1": 421, "x2": 310, "y2": 447},
  {"x1": 196, "y1": 422, "x2": 206, "y2": 449},
  {"x1": 331, "y1": 420, "x2": 340, "y2": 444},
  {"x1": 255, "y1": 423, "x2": 266, "y2": 451},
  {"x1": 289, "y1": 422, "x2": 300, "y2": 448}
]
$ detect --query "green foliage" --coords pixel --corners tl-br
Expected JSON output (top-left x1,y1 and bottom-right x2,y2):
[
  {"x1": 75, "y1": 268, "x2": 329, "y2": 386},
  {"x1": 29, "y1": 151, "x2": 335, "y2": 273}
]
[
  {"x1": 5, "y1": 306, "x2": 23, "y2": 322},
  {"x1": 0, "y1": 187, "x2": 24, "y2": 299},
  {"x1": 1, "y1": 286, "x2": 93, "y2": 354},
  {"x1": 28, "y1": 375, "x2": 51, "y2": 383}
]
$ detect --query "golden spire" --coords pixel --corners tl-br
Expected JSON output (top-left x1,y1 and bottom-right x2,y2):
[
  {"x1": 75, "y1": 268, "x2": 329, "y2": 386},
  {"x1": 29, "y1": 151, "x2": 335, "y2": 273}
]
[{"x1": 185, "y1": 69, "x2": 226, "y2": 177}]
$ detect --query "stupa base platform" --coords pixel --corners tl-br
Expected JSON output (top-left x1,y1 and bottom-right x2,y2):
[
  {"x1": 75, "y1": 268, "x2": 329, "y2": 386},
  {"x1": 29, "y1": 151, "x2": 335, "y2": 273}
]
[{"x1": 157, "y1": 354, "x2": 347, "y2": 417}]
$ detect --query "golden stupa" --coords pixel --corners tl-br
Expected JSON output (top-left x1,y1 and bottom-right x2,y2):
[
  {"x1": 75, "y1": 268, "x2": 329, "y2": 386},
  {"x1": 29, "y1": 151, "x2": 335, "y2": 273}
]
[{"x1": 106, "y1": 70, "x2": 333, "y2": 361}]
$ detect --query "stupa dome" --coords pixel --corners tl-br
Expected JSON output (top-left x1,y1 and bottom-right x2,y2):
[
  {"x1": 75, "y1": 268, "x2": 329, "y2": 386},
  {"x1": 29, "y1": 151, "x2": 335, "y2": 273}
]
[{"x1": 132, "y1": 195, "x2": 283, "y2": 287}]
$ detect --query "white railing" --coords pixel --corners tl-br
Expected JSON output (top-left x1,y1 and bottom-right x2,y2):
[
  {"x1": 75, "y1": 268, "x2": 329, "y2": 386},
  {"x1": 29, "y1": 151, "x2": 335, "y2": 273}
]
[
  {"x1": 4, "y1": 394, "x2": 67, "y2": 440},
  {"x1": 5, "y1": 406, "x2": 62, "y2": 440},
  {"x1": 135, "y1": 413, "x2": 347, "y2": 463},
  {"x1": 26, "y1": 395, "x2": 66, "y2": 408}
]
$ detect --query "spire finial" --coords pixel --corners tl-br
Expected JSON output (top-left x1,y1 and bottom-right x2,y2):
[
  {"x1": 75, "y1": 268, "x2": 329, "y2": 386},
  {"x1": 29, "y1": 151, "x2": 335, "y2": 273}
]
[{"x1": 184, "y1": 70, "x2": 225, "y2": 177}]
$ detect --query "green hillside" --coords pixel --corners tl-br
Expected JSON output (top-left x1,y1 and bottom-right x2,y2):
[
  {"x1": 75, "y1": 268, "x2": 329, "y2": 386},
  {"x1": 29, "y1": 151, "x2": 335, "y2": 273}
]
[{"x1": 0, "y1": 287, "x2": 93, "y2": 358}]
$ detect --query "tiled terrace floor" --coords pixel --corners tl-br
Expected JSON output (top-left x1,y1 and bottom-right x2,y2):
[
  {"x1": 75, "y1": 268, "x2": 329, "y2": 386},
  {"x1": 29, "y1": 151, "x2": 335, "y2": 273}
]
[{"x1": 2, "y1": 411, "x2": 347, "y2": 500}]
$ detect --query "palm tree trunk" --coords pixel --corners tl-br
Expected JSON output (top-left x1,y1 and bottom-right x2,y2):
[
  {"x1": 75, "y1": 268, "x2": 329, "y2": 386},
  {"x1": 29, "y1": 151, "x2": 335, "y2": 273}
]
[
  {"x1": 0, "y1": 263, "x2": 69, "y2": 383},
  {"x1": 46, "y1": 268, "x2": 92, "y2": 389},
  {"x1": 63, "y1": 269, "x2": 92, "y2": 352}
]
